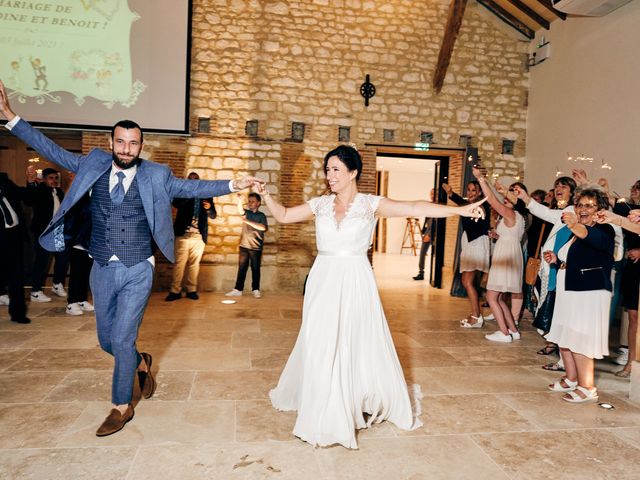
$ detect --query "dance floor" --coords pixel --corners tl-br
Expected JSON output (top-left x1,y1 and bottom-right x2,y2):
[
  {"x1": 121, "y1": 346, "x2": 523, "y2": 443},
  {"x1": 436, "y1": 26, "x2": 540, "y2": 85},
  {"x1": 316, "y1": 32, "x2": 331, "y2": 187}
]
[{"x1": 1, "y1": 255, "x2": 639, "y2": 479}]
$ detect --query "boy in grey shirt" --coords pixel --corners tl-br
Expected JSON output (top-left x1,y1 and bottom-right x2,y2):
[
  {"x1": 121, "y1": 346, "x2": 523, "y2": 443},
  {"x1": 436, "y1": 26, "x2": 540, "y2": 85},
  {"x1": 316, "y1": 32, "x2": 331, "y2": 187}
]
[{"x1": 226, "y1": 193, "x2": 268, "y2": 298}]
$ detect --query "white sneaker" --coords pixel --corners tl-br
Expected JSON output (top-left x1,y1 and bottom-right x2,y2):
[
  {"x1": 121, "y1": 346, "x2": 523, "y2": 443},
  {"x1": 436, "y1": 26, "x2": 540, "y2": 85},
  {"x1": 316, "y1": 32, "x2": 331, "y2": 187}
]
[
  {"x1": 77, "y1": 301, "x2": 94, "y2": 312},
  {"x1": 66, "y1": 303, "x2": 83, "y2": 316},
  {"x1": 509, "y1": 330, "x2": 521, "y2": 340},
  {"x1": 252, "y1": 290, "x2": 262, "y2": 298},
  {"x1": 485, "y1": 330, "x2": 513, "y2": 343},
  {"x1": 484, "y1": 313, "x2": 495, "y2": 321},
  {"x1": 0, "y1": 294, "x2": 9, "y2": 306},
  {"x1": 615, "y1": 347, "x2": 629, "y2": 366},
  {"x1": 52, "y1": 283, "x2": 67, "y2": 297},
  {"x1": 225, "y1": 289, "x2": 242, "y2": 297},
  {"x1": 30, "y1": 291, "x2": 52, "y2": 302}
]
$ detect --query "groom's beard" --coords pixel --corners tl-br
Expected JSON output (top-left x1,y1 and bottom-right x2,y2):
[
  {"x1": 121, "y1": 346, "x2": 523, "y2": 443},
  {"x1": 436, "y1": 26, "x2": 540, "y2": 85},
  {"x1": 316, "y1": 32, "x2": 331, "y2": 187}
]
[{"x1": 112, "y1": 152, "x2": 141, "y2": 170}]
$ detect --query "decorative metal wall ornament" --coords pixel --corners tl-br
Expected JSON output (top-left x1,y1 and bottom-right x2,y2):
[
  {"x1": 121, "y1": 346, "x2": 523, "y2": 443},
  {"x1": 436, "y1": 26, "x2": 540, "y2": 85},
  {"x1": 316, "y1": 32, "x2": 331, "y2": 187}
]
[
  {"x1": 383, "y1": 129, "x2": 394, "y2": 142},
  {"x1": 360, "y1": 74, "x2": 376, "y2": 107}
]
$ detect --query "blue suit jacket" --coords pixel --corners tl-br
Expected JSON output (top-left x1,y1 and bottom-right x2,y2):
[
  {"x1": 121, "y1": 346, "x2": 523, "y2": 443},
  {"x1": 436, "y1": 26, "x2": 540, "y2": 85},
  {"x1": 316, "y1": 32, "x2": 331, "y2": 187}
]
[{"x1": 10, "y1": 119, "x2": 232, "y2": 262}]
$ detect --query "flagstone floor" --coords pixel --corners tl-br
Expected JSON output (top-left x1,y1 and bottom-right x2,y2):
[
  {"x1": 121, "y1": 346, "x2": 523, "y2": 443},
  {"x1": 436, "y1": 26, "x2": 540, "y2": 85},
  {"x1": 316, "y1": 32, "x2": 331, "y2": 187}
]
[{"x1": 1, "y1": 254, "x2": 639, "y2": 479}]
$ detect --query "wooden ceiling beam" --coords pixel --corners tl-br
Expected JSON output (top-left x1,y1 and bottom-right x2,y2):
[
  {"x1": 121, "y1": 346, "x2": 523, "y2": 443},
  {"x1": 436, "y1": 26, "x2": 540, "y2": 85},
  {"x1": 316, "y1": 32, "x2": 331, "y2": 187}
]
[
  {"x1": 537, "y1": 0, "x2": 567, "y2": 20},
  {"x1": 433, "y1": 0, "x2": 468, "y2": 94},
  {"x1": 476, "y1": 0, "x2": 535, "y2": 39},
  {"x1": 505, "y1": 0, "x2": 550, "y2": 29}
]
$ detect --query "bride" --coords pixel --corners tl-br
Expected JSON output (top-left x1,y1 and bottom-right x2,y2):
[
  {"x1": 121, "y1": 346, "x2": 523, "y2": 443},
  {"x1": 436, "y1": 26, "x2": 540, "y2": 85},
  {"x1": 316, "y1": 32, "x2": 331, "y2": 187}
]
[{"x1": 259, "y1": 145, "x2": 485, "y2": 449}]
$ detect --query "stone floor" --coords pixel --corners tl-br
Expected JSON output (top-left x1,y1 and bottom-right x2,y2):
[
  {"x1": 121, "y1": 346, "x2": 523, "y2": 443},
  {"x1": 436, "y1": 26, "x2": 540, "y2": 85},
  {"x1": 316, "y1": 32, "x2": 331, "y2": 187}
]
[{"x1": 1, "y1": 254, "x2": 639, "y2": 479}]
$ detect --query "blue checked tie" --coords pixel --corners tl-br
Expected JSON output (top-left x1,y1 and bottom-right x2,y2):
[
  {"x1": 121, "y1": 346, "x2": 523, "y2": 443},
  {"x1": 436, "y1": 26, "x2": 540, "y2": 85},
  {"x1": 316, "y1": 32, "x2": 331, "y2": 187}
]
[{"x1": 110, "y1": 171, "x2": 126, "y2": 205}]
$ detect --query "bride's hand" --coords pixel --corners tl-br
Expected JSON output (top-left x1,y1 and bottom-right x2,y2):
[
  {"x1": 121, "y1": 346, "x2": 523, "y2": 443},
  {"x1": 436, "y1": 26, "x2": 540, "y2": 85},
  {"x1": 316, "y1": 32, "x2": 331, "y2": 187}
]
[
  {"x1": 461, "y1": 198, "x2": 486, "y2": 221},
  {"x1": 253, "y1": 181, "x2": 266, "y2": 194}
]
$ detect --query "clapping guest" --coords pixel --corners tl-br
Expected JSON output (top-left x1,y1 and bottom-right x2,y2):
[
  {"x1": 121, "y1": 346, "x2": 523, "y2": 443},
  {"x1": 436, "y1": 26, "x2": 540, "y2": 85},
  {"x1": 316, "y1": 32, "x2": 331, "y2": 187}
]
[
  {"x1": 472, "y1": 168, "x2": 525, "y2": 342},
  {"x1": 544, "y1": 188, "x2": 615, "y2": 403},
  {"x1": 442, "y1": 180, "x2": 491, "y2": 327}
]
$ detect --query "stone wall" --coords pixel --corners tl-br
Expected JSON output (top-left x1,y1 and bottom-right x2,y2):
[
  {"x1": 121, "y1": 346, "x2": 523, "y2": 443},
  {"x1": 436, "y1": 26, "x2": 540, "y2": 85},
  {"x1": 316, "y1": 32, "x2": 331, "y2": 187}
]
[{"x1": 84, "y1": 0, "x2": 529, "y2": 292}]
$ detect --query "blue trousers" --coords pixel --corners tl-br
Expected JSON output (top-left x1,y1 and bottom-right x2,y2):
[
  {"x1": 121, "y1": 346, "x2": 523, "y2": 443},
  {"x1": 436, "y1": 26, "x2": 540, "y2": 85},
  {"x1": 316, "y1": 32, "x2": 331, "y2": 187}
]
[{"x1": 90, "y1": 260, "x2": 153, "y2": 405}]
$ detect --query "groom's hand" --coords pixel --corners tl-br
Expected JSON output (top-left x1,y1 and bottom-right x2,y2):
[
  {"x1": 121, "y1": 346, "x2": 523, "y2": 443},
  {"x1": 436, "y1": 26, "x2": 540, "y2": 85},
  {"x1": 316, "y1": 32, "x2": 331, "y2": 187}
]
[{"x1": 0, "y1": 80, "x2": 17, "y2": 121}]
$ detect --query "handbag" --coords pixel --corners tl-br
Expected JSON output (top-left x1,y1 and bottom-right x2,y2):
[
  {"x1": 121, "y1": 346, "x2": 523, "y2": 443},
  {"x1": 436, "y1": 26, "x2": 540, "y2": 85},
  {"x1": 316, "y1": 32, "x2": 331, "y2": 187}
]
[
  {"x1": 532, "y1": 290, "x2": 556, "y2": 333},
  {"x1": 525, "y1": 224, "x2": 546, "y2": 286}
]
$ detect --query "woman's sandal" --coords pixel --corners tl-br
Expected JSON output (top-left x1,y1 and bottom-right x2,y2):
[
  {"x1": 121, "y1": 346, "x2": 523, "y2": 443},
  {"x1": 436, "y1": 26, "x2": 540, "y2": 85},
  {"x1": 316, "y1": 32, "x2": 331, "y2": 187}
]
[
  {"x1": 548, "y1": 377, "x2": 577, "y2": 392},
  {"x1": 562, "y1": 386, "x2": 598, "y2": 404},
  {"x1": 615, "y1": 369, "x2": 631, "y2": 378},
  {"x1": 542, "y1": 362, "x2": 565, "y2": 372},
  {"x1": 537, "y1": 345, "x2": 558, "y2": 356},
  {"x1": 461, "y1": 315, "x2": 484, "y2": 329}
]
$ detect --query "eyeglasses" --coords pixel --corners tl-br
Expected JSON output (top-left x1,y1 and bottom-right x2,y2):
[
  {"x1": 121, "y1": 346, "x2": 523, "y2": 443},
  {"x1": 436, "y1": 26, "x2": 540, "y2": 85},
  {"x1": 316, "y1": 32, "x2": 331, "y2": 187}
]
[
  {"x1": 508, "y1": 188, "x2": 515, "y2": 192},
  {"x1": 575, "y1": 203, "x2": 597, "y2": 210}
]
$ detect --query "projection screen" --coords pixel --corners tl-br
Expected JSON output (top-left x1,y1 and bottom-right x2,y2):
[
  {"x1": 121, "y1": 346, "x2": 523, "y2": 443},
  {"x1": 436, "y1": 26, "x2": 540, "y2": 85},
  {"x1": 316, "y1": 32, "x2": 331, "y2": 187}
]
[{"x1": 0, "y1": 0, "x2": 192, "y2": 134}]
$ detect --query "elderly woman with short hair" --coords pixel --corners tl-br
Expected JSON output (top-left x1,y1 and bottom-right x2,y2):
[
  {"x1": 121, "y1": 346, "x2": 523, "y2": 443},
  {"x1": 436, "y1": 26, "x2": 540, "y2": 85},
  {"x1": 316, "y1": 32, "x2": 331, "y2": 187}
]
[{"x1": 542, "y1": 188, "x2": 615, "y2": 403}]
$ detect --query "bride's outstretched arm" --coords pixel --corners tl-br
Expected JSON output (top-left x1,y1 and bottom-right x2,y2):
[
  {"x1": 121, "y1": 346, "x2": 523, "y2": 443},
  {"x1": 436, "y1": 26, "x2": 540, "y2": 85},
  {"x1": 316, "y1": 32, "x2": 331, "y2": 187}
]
[
  {"x1": 376, "y1": 196, "x2": 486, "y2": 220},
  {"x1": 255, "y1": 183, "x2": 313, "y2": 224}
]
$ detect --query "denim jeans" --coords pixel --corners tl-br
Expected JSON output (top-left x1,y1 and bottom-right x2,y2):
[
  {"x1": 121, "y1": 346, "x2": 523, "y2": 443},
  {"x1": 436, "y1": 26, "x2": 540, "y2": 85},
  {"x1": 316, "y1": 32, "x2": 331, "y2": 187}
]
[
  {"x1": 90, "y1": 259, "x2": 153, "y2": 405},
  {"x1": 234, "y1": 247, "x2": 262, "y2": 291}
]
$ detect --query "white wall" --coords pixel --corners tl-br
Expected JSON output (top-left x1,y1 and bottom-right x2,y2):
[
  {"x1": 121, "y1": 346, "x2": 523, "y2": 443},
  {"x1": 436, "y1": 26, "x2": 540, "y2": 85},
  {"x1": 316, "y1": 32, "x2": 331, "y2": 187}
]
[
  {"x1": 526, "y1": 1, "x2": 640, "y2": 196},
  {"x1": 379, "y1": 157, "x2": 436, "y2": 254}
]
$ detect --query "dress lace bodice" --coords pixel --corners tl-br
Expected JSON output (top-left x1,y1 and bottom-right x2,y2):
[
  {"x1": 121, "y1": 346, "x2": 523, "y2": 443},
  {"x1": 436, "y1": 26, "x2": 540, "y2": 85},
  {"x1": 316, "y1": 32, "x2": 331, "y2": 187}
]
[{"x1": 307, "y1": 193, "x2": 381, "y2": 254}]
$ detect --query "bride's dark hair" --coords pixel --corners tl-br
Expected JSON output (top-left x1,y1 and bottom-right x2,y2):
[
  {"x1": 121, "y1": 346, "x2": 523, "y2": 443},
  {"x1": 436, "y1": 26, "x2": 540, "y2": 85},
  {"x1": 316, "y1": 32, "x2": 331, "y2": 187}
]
[{"x1": 323, "y1": 145, "x2": 362, "y2": 182}]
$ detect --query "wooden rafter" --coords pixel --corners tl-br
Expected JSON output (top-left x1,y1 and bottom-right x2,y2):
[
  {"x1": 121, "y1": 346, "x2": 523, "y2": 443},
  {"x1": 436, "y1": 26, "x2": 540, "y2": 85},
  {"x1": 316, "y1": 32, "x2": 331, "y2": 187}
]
[
  {"x1": 505, "y1": 0, "x2": 550, "y2": 29},
  {"x1": 537, "y1": 0, "x2": 567, "y2": 20},
  {"x1": 433, "y1": 0, "x2": 468, "y2": 94},
  {"x1": 476, "y1": 0, "x2": 535, "y2": 39}
]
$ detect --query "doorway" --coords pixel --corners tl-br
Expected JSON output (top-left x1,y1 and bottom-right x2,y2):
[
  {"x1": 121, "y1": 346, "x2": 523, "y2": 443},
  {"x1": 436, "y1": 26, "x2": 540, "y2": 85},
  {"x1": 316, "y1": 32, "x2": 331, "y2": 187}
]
[{"x1": 374, "y1": 155, "x2": 437, "y2": 286}]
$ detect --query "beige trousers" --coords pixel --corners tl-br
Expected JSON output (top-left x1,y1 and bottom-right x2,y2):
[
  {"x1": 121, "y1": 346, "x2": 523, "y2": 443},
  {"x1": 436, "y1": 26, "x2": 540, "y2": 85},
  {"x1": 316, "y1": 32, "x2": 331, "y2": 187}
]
[{"x1": 170, "y1": 233, "x2": 205, "y2": 294}]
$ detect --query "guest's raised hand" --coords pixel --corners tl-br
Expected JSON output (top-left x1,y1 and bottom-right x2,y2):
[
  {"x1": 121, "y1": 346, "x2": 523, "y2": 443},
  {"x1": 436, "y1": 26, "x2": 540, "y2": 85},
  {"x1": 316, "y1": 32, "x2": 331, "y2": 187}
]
[
  {"x1": 561, "y1": 211, "x2": 578, "y2": 228},
  {"x1": 512, "y1": 184, "x2": 529, "y2": 203},
  {"x1": 202, "y1": 200, "x2": 211, "y2": 210},
  {"x1": 494, "y1": 181, "x2": 507, "y2": 196},
  {"x1": 594, "y1": 209, "x2": 615, "y2": 224},
  {"x1": 572, "y1": 169, "x2": 588, "y2": 185},
  {"x1": 542, "y1": 250, "x2": 557, "y2": 264},
  {"x1": 597, "y1": 178, "x2": 610, "y2": 192},
  {"x1": 26, "y1": 165, "x2": 38, "y2": 183},
  {"x1": 441, "y1": 183, "x2": 452, "y2": 196},
  {"x1": 471, "y1": 166, "x2": 483, "y2": 180}
]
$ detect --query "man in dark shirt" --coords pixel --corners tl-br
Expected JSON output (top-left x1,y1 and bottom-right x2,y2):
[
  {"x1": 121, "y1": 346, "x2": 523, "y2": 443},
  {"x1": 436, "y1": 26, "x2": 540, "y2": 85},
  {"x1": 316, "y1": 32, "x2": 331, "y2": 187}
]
[
  {"x1": 165, "y1": 172, "x2": 217, "y2": 301},
  {"x1": 226, "y1": 192, "x2": 268, "y2": 298}
]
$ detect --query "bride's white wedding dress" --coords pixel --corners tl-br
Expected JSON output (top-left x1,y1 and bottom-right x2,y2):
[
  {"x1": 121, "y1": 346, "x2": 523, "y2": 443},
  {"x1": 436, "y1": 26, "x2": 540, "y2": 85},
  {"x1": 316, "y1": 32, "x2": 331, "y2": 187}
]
[{"x1": 269, "y1": 193, "x2": 422, "y2": 449}]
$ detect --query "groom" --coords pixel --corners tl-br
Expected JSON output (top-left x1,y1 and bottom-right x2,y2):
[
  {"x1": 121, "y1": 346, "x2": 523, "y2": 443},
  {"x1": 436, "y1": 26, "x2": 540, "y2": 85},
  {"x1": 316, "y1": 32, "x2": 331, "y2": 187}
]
[{"x1": 0, "y1": 79, "x2": 262, "y2": 436}]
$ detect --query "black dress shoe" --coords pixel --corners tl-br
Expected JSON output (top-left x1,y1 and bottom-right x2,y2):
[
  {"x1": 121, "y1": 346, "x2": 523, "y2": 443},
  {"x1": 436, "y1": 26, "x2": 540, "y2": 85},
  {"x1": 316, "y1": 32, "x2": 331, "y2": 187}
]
[
  {"x1": 186, "y1": 291, "x2": 199, "y2": 300},
  {"x1": 11, "y1": 317, "x2": 31, "y2": 324},
  {"x1": 165, "y1": 292, "x2": 181, "y2": 302},
  {"x1": 96, "y1": 404, "x2": 134, "y2": 436},
  {"x1": 137, "y1": 352, "x2": 156, "y2": 399},
  {"x1": 412, "y1": 273, "x2": 424, "y2": 281}
]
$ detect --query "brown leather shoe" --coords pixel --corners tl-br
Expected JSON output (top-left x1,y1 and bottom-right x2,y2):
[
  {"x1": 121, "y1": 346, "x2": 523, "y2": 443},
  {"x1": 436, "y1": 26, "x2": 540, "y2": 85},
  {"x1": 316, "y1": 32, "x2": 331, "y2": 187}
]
[
  {"x1": 138, "y1": 352, "x2": 156, "y2": 399},
  {"x1": 96, "y1": 405, "x2": 134, "y2": 437}
]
